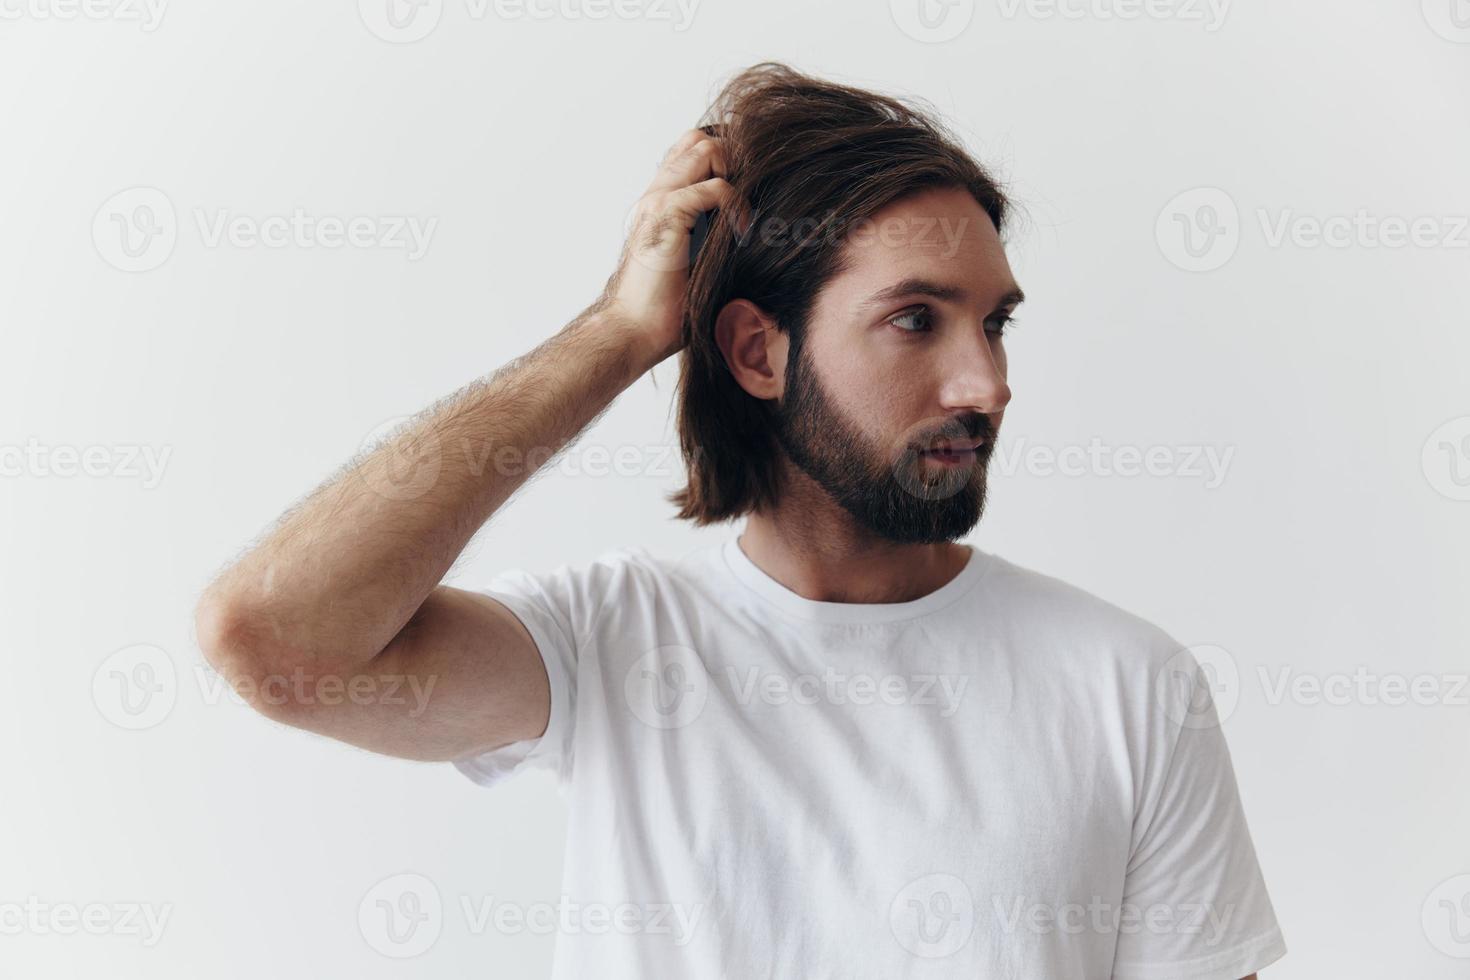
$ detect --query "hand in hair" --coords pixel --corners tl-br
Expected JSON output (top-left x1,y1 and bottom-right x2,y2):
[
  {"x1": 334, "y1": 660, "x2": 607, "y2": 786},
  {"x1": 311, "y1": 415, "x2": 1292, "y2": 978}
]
[{"x1": 594, "y1": 127, "x2": 745, "y2": 366}]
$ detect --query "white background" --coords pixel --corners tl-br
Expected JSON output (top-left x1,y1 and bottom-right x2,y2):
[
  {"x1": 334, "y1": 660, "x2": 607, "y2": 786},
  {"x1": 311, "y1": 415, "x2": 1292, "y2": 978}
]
[{"x1": 2, "y1": 0, "x2": 1468, "y2": 976}]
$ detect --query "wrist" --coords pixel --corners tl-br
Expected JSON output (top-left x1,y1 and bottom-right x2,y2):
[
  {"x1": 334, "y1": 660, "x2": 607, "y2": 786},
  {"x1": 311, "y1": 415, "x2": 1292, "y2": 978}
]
[{"x1": 588, "y1": 309, "x2": 674, "y2": 378}]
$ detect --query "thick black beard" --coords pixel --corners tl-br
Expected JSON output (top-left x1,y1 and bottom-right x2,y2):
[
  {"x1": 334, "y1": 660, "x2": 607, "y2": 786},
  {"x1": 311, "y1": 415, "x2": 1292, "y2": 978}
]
[{"x1": 769, "y1": 341, "x2": 992, "y2": 545}]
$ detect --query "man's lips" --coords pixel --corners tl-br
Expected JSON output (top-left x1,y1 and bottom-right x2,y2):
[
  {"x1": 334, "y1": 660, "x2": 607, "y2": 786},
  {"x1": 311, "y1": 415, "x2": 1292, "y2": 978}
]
[
  {"x1": 922, "y1": 438, "x2": 984, "y2": 454},
  {"x1": 917, "y1": 438, "x2": 987, "y2": 463}
]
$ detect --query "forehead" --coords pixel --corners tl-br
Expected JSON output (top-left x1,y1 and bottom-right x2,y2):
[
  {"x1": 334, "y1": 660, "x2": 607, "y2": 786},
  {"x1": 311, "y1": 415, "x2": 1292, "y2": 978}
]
[{"x1": 817, "y1": 186, "x2": 1017, "y2": 315}]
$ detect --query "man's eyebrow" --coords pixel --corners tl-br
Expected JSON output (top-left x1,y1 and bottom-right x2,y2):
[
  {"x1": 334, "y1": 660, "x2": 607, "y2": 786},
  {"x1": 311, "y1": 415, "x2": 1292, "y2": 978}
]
[{"x1": 858, "y1": 276, "x2": 1026, "y2": 313}]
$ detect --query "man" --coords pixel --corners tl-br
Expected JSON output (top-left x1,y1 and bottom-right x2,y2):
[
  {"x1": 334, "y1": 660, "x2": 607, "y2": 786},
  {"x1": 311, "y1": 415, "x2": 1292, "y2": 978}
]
[{"x1": 197, "y1": 63, "x2": 1285, "y2": 978}]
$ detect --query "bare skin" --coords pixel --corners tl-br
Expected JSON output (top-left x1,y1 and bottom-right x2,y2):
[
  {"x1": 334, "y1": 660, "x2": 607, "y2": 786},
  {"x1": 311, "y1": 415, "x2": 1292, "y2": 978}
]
[
  {"x1": 195, "y1": 127, "x2": 738, "y2": 762},
  {"x1": 720, "y1": 185, "x2": 1021, "y2": 605},
  {"x1": 712, "y1": 188, "x2": 1260, "y2": 980},
  {"x1": 196, "y1": 131, "x2": 1262, "y2": 980}
]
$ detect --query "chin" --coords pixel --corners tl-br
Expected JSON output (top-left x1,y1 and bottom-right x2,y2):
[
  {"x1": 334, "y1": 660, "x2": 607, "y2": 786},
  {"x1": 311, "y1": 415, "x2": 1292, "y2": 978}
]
[{"x1": 854, "y1": 482, "x2": 987, "y2": 545}]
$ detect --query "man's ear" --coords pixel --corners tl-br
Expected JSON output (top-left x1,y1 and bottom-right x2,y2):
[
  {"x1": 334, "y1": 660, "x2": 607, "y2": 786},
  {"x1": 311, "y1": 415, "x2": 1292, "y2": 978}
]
[{"x1": 714, "y1": 298, "x2": 787, "y2": 400}]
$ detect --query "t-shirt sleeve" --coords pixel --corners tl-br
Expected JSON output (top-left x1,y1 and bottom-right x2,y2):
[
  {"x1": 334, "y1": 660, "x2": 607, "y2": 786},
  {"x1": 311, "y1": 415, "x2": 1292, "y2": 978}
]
[
  {"x1": 1111, "y1": 642, "x2": 1287, "y2": 980},
  {"x1": 450, "y1": 563, "x2": 583, "y2": 789}
]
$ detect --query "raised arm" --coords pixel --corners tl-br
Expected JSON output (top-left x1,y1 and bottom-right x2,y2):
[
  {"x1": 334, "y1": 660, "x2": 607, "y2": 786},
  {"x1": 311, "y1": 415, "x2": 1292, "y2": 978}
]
[{"x1": 194, "y1": 128, "x2": 736, "y2": 762}]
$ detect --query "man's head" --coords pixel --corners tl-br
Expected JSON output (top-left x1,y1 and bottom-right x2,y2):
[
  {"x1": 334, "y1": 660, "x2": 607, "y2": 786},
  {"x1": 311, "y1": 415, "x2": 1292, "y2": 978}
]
[{"x1": 670, "y1": 64, "x2": 1021, "y2": 543}]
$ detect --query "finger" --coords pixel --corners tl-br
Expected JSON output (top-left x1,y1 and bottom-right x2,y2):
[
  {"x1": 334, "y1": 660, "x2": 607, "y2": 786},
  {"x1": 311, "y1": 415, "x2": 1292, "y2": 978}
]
[
  {"x1": 647, "y1": 136, "x2": 727, "y2": 194},
  {"x1": 632, "y1": 178, "x2": 731, "y2": 245},
  {"x1": 655, "y1": 128, "x2": 708, "y2": 171},
  {"x1": 661, "y1": 177, "x2": 749, "y2": 240},
  {"x1": 682, "y1": 177, "x2": 751, "y2": 239},
  {"x1": 627, "y1": 178, "x2": 741, "y2": 272},
  {"x1": 669, "y1": 176, "x2": 734, "y2": 218},
  {"x1": 648, "y1": 136, "x2": 725, "y2": 191}
]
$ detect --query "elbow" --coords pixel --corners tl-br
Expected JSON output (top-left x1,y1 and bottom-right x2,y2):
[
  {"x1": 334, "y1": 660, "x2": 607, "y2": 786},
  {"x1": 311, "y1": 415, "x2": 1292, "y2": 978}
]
[
  {"x1": 193, "y1": 590, "x2": 308, "y2": 723},
  {"x1": 195, "y1": 587, "x2": 274, "y2": 674}
]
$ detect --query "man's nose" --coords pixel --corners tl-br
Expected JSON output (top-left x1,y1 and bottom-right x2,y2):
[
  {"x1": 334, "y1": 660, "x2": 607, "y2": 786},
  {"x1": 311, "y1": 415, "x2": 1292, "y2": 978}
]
[{"x1": 937, "y1": 334, "x2": 1011, "y2": 416}]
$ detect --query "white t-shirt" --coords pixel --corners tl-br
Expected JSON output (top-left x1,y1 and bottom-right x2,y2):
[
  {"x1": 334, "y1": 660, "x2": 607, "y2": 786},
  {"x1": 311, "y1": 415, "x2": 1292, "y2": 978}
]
[{"x1": 454, "y1": 536, "x2": 1286, "y2": 980}]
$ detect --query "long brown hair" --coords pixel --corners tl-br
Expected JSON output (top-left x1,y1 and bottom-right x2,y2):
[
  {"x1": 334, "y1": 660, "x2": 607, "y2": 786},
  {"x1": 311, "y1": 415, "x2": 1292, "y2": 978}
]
[{"x1": 669, "y1": 62, "x2": 1013, "y2": 525}]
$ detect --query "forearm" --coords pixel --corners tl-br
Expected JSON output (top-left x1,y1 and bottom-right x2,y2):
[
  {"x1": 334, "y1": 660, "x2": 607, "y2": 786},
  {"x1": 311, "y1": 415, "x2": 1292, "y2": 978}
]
[{"x1": 199, "y1": 307, "x2": 659, "y2": 670}]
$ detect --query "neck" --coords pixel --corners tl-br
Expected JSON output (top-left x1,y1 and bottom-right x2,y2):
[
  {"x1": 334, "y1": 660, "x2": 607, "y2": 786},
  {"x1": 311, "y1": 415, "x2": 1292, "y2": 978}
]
[{"x1": 737, "y1": 464, "x2": 971, "y2": 605}]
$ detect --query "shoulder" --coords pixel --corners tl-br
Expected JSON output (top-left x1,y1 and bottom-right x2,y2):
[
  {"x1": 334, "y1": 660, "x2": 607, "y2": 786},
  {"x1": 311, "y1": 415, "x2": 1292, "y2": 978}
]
[
  {"x1": 485, "y1": 543, "x2": 660, "y2": 601},
  {"x1": 483, "y1": 541, "x2": 715, "y2": 621},
  {"x1": 979, "y1": 552, "x2": 1218, "y2": 751},
  {"x1": 978, "y1": 550, "x2": 1187, "y2": 670}
]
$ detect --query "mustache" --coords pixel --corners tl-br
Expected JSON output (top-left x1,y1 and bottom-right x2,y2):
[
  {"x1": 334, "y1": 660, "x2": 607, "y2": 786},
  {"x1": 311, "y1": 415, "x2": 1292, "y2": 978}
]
[{"x1": 911, "y1": 413, "x2": 995, "y2": 451}]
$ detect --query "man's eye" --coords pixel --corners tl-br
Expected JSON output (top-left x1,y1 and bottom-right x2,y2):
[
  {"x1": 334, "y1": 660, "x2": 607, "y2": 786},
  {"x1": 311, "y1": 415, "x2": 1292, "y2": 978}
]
[
  {"x1": 986, "y1": 314, "x2": 1019, "y2": 336},
  {"x1": 888, "y1": 306, "x2": 1020, "y2": 336},
  {"x1": 887, "y1": 306, "x2": 934, "y2": 333}
]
